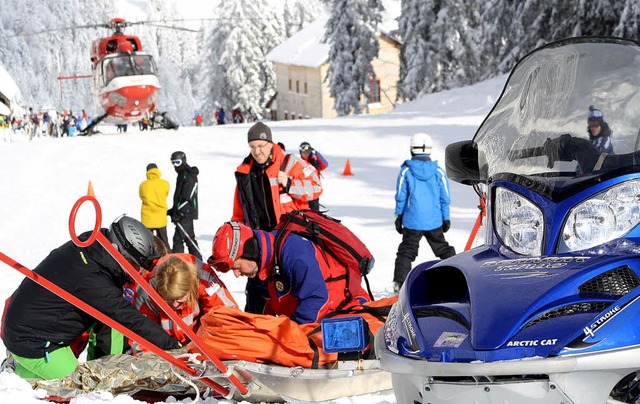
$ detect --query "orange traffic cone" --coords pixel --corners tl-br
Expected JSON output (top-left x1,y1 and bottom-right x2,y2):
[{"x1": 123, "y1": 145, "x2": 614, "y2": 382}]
[
  {"x1": 87, "y1": 180, "x2": 95, "y2": 197},
  {"x1": 341, "y1": 159, "x2": 354, "y2": 176}
]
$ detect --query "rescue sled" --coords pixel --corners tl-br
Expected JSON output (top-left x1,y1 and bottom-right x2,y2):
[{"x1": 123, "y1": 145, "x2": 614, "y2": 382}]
[
  {"x1": 29, "y1": 351, "x2": 391, "y2": 402},
  {"x1": 0, "y1": 195, "x2": 392, "y2": 402}
]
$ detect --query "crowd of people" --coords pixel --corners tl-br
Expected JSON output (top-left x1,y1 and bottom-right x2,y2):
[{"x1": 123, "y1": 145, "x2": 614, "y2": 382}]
[{"x1": 0, "y1": 119, "x2": 463, "y2": 383}]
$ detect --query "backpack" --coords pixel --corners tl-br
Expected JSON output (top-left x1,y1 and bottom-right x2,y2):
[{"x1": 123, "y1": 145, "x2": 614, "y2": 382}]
[{"x1": 273, "y1": 210, "x2": 375, "y2": 304}]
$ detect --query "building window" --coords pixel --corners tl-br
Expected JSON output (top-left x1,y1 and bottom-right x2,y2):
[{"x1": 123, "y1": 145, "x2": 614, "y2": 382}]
[
  {"x1": 369, "y1": 78, "x2": 381, "y2": 103},
  {"x1": 284, "y1": 111, "x2": 288, "y2": 120},
  {"x1": 304, "y1": 82, "x2": 308, "y2": 94},
  {"x1": 296, "y1": 81, "x2": 300, "y2": 93},
  {"x1": 288, "y1": 79, "x2": 292, "y2": 91}
]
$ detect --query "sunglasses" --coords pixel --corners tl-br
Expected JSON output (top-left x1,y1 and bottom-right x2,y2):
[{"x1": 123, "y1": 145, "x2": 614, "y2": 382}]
[
  {"x1": 171, "y1": 159, "x2": 183, "y2": 166},
  {"x1": 207, "y1": 255, "x2": 233, "y2": 273}
]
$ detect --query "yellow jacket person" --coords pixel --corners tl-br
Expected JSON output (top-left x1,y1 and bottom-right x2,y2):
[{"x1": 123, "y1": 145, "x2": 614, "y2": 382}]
[{"x1": 139, "y1": 163, "x2": 170, "y2": 248}]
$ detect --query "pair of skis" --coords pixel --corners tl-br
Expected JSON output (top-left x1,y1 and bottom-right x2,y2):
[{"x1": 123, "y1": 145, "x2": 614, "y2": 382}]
[{"x1": 0, "y1": 195, "x2": 250, "y2": 398}]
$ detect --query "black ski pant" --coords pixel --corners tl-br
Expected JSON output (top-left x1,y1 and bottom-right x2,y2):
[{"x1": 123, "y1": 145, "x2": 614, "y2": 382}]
[
  {"x1": 172, "y1": 218, "x2": 202, "y2": 260},
  {"x1": 394, "y1": 227, "x2": 456, "y2": 286}
]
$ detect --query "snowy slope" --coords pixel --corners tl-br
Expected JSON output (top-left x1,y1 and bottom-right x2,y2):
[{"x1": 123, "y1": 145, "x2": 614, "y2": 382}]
[{"x1": 0, "y1": 74, "x2": 507, "y2": 403}]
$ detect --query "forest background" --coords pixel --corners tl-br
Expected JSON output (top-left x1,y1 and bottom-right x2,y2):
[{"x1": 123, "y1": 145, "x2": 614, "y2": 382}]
[{"x1": 0, "y1": 0, "x2": 638, "y2": 125}]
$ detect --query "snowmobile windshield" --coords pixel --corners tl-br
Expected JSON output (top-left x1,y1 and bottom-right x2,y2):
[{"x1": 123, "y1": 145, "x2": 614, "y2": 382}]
[{"x1": 474, "y1": 37, "x2": 640, "y2": 200}]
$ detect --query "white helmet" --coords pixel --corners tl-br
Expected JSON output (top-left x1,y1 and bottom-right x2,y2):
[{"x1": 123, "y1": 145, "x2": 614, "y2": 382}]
[{"x1": 410, "y1": 133, "x2": 433, "y2": 155}]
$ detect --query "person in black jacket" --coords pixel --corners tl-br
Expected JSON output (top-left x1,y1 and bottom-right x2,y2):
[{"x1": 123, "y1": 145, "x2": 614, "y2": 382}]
[
  {"x1": 168, "y1": 151, "x2": 202, "y2": 260},
  {"x1": 1, "y1": 215, "x2": 181, "y2": 380}
]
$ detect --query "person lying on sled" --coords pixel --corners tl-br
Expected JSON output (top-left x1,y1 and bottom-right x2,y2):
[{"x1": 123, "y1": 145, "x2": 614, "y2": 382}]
[
  {"x1": 209, "y1": 221, "x2": 370, "y2": 324},
  {"x1": 134, "y1": 253, "x2": 238, "y2": 346},
  {"x1": 1, "y1": 216, "x2": 181, "y2": 380}
]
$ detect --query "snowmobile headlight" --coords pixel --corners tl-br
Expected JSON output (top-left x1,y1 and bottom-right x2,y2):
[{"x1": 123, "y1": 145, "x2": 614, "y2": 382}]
[
  {"x1": 560, "y1": 179, "x2": 640, "y2": 253},
  {"x1": 494, "y1": 187, "x2": 543, "y2": 256}
]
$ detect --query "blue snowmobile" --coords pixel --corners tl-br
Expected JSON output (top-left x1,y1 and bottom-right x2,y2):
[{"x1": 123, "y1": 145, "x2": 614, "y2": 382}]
[{"x1": 376, "y1": 37, "x2": 640, "y2": 404}]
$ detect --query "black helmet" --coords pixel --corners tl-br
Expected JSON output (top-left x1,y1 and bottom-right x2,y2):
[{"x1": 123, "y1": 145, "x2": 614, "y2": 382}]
[
  {"x1": 299, "y1": 142, "x2": 312, "y2": 153},
  {"x1": 170, "y1": 151, "x2": 186, "y2": 167},
  {"x1": 108, "y1": 215, "x2": 160, "y2": 270}
]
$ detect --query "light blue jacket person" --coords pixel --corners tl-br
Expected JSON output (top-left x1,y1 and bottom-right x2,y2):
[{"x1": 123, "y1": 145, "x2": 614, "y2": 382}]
[
  {"x1": 393, "y1": 133, "x2": 456, "y2": 292},
  {"x1": 395, "y1": 154, "x2": 451, "y2": 231}
]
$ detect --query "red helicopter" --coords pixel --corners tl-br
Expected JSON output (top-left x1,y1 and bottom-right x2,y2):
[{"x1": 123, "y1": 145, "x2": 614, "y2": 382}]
[
  {"x1": 19, "y1": 18, "x2": 197, "y2": 132},
  {"x1": 86, "y1": 18, "x2": 161, "y2": 130}
]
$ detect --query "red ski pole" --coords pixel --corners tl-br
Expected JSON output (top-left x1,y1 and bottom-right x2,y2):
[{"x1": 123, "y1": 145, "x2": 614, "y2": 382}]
[
  {"x1": 68, "y1": 195, "x2": 249, "y2": 396},
  {"x1": 464, "y1": 195, "x2": 486, "y2": 251},
  {"x1": 0, "y1": 251, "x2": 230, "y2": 396}
]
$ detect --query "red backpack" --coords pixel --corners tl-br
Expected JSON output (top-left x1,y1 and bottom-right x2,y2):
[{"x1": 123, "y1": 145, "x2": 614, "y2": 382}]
[{"x1": 273, "y1": 210, "x2": 375, "y2": 303}]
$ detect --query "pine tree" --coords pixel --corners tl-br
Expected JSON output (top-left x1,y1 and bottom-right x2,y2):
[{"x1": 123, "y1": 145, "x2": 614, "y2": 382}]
[
  {"x1": 397, "y1": 0, "x2": 437, "y2": 101},
  {"x1": 284, "y1": 0, "x2": 327, "y2": 37},
  {"x1": 198, "y1": 0, "x2": 276, "y2": 119},
  {"x1": 324, "y1": 0, "x2": 384, "y2": 115}
]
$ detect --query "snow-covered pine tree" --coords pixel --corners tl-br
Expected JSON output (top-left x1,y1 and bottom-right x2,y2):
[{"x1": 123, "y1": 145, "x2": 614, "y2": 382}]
[
  {"x1": 397, "y1": 0, "x2": 437, "y2": 101},
  {"x1": 198, "y1": 0, "x2": 281, "y2": 120},
  {"x1": 423, "y1": 0, "x2": 483, "y2": 93},
  {"x1": 147, "y1": 0, "x2": 199, "y2": 125},
  {"x1": 284, "y1": 0, "x2": 327, "y2": 37},
  {"x1": 324, "y1": 0, "x2": 384, "y2": 115},
  {"x1": 253, "y1": 4, "x2": 285, "y2": 119},
  {"x1": 613, "y1": 0, "x2": 640, "y2": 38}
]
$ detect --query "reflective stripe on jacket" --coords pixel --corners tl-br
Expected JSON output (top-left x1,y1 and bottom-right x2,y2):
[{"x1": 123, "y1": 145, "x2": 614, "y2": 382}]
[{"x1": 232, "y1": 143, "x2": 322, "y2": 228}]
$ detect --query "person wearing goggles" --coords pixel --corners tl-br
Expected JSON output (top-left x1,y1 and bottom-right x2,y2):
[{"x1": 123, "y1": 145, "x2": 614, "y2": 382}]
[
  {"x1": 167, "y1": 151, "x2": 202, "y2": 260},
  {"x1": 298, "y1": 141, "x2": 328, "y2": 210}
]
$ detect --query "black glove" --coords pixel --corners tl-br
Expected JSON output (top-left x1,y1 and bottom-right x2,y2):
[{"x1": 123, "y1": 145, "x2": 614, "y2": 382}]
[
  {"x1": 171, "y1": 211, "x2": 184, "y2": 223},
  {"x1": 167, "y1": 208, "x2": 174, "y2": 217},
  {"x1": 442, "y1": 220, "x2": 451, "y2": 233},
  {"x1": 395, "y1": 215, "x2": 403, "y2": 234}
]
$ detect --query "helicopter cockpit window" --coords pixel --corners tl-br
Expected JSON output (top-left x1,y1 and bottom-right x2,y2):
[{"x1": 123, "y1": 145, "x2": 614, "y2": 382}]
[{"x1": 102, "y1": 54, "x2": 156, "y2": 84}]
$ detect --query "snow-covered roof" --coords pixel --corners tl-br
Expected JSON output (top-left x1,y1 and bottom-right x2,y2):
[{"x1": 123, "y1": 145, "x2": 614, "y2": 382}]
[
  {"x1": 0, "y1": 63, "x2": 22, "y2": 112},
  {"x1": 267, "y1": 19, "x2": 330, "y2": 69},
  {"x1": 267, "y1": 7, "x2": 400, "y2": 70}
]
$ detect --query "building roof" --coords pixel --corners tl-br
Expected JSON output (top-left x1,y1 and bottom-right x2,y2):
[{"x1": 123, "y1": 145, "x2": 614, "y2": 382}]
[
  {"x1": 267, "y1": 9, "x2": 401, "y2": 69},
  {"x1": 267, "y1": 19, "x2": 330, "y2": 68}
]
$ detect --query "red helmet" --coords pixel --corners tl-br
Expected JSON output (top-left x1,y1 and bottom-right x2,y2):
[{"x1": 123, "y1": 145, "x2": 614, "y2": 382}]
[{"x1": 209, "y1": 222, "x2": 256, "y2": 272}]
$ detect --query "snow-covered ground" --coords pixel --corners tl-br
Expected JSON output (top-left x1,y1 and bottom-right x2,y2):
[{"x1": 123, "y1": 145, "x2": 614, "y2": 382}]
[{"x1": 0, "y1": 74, "x2": 506, "y2": 403}]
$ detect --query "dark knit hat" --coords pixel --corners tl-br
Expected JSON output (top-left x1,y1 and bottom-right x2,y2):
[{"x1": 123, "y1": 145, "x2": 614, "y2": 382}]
[
  {"x1": 247, "y1": 122, "x2": 272, "y2": 143},
  {"x1": 588, "y1": 105, "x2": 604, "y2": 122},
  {"x1": 146, "y1": 163, "x2": 157, "y2": 171}
]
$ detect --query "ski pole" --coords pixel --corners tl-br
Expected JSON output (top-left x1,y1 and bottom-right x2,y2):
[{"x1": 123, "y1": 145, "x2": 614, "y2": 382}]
[
  {"x1": 69, "y1": 196, "x2": 250, "y2": 397},
  {"x1": 0, "y1": 250, "x2": 230, "y2": 395},
  {"x1": 176, "y1": 221, "x2": 205, "y2": 258}
]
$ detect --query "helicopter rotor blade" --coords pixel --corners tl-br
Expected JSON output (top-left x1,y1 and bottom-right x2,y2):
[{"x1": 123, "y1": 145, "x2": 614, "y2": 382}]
[
  {"x1": 127, "y1": 20, "x2": 202, "y2": 33},
  {"x1": 10, "y1": 23, "x2": 110, "y2": 38}
]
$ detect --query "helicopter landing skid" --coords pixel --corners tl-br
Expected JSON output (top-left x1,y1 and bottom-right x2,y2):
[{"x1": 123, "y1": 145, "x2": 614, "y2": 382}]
[{"x1": 78, "y1": 113, "x2": 107, "y2": 136}]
